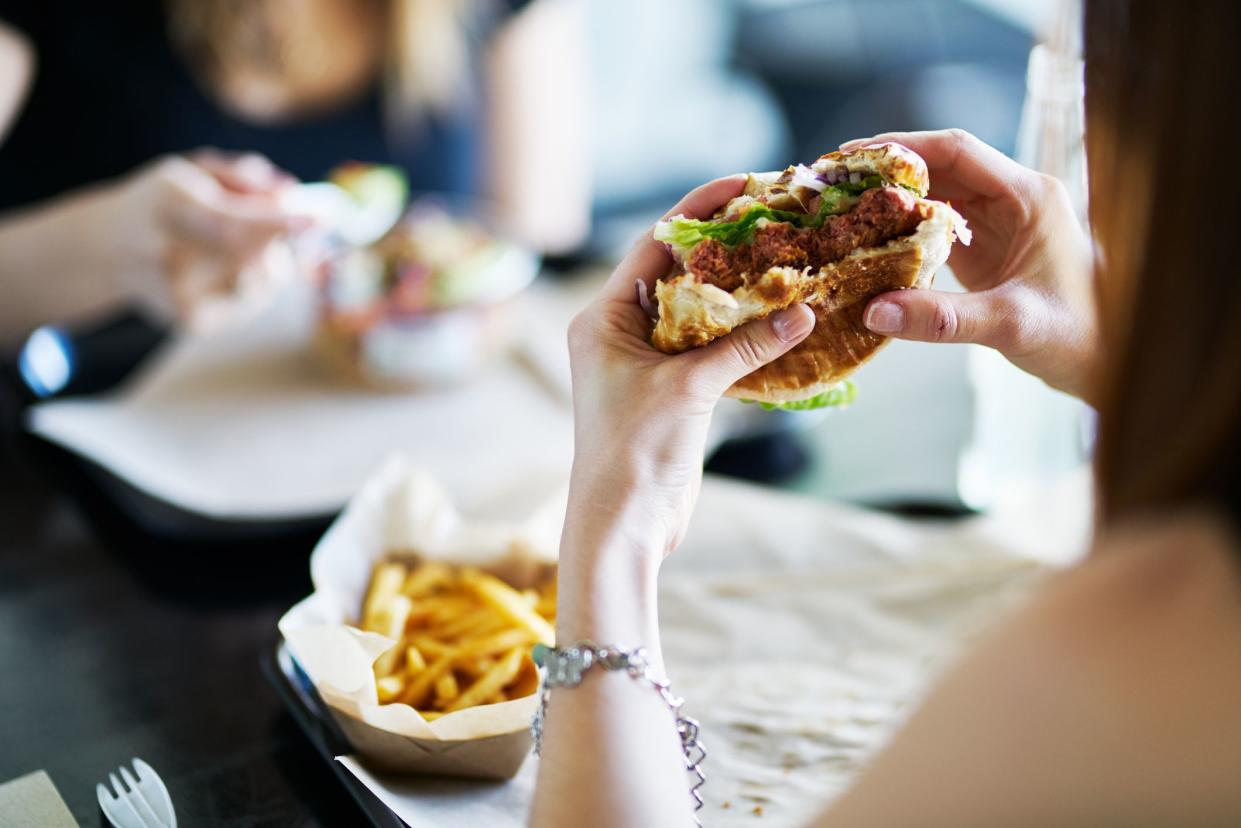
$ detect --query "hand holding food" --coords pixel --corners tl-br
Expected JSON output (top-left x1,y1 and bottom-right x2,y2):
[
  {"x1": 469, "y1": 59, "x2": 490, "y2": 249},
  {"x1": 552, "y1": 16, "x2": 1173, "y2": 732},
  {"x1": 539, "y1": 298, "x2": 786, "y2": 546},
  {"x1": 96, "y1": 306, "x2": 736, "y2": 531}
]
[
  {"x1": 563, "y1": 177, "x2": 817, "y2": 564},
  {"x1": 113, "y1": 150, "x2": 310, "y2": 330},
  {"x1": 0, "y1": 149, "x2": 311, "y2": 338},
  {"x1": 358, "y1": 559, "x2": 552, "y2": 718},
  {"x1": 563, "y1": 145, "x2": 973, "y2": 564},
  {"x1": 846, "y1": 130, "x2": 1098, "y2": 399}
]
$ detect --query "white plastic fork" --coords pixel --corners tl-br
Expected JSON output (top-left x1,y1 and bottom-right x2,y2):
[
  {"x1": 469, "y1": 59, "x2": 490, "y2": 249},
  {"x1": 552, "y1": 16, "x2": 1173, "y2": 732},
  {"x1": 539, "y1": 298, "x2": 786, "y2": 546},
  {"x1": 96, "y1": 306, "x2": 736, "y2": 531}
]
[{"x1": 96, "y1": 758, "x2": 177, "y2": 828}]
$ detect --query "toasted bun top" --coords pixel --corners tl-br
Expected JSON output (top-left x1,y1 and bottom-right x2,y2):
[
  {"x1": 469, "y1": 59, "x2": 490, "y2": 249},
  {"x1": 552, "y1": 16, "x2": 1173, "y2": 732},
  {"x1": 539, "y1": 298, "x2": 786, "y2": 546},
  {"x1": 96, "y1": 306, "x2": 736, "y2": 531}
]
[
  {"x1": 813, "y1": 143, "x2": 929, "y2": 197},
  {"x1": 709, "y1": 143, "x2": 931, "y2": 224}
]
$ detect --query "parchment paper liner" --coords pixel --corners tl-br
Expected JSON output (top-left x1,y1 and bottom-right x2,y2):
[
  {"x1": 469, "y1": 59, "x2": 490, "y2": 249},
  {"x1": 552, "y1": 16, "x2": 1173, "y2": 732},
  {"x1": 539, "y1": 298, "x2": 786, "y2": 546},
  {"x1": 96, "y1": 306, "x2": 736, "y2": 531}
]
[{"x1": 278, "y1": 455, "x2": 563, "y2": 779}]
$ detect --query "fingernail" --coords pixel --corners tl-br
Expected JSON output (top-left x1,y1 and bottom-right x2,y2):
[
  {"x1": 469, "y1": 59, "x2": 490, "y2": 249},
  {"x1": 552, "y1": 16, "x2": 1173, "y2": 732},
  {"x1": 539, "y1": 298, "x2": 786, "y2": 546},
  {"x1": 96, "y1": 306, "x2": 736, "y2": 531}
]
[
  {"x1": 772, "y1": 305, "x2": 814, "y2": 342},
  {"x1": 865, "y1": 300, "x2": 904, "y2": 334},
  {"x1": 839, "y1": 137, "x2": 872, "y2": 150}
]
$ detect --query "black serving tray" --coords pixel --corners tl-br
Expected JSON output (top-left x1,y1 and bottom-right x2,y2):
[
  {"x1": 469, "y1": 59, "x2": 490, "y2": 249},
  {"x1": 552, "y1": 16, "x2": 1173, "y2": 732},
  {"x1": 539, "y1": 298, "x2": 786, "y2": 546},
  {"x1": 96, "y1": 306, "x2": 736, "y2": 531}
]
[{"x1": 262, "y1": 642, "x2": 408, "y2": 828}]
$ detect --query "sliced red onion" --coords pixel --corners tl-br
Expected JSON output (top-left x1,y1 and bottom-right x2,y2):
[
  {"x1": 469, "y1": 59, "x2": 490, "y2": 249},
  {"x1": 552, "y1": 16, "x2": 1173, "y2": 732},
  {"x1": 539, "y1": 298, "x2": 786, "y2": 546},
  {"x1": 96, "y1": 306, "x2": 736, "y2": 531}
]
[
  {"x1": 636, "y1": 279, "x2": 658, "y2": 319},
  {"x1": 849, "y1": 171, "x2": 862, "y2": 184},
  {"x1": 792, "y1": 163, "x2": 827, "y2": 193},
  {"x1": 824, "y1": 167, "x2": 847, "y2": 184}
]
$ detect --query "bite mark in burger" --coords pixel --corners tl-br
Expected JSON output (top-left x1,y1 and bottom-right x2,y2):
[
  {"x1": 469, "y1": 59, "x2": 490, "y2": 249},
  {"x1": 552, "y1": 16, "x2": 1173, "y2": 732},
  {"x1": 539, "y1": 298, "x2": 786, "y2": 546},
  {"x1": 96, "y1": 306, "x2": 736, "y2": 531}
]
[{"x1": 649, "y1": 143, "x2": 970, "y2": 410}]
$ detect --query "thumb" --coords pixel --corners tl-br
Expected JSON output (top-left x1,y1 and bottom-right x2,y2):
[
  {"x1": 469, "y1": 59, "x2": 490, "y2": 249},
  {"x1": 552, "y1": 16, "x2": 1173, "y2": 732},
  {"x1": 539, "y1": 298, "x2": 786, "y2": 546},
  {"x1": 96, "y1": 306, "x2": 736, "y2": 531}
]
[
  {"x1": 863, "y1": 289, "x2": 1003, "y2": 347},
  {"x1": 688, "y1": 304, "x2": 815, "y2": 393}
]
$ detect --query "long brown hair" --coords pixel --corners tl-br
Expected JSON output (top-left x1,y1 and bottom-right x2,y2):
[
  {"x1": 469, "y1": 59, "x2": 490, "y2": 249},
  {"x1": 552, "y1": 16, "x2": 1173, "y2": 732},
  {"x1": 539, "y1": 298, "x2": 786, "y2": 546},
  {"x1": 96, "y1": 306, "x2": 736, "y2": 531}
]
[{"x1": 1085, "y1": 1, "x2": 1241, "y2": 525}]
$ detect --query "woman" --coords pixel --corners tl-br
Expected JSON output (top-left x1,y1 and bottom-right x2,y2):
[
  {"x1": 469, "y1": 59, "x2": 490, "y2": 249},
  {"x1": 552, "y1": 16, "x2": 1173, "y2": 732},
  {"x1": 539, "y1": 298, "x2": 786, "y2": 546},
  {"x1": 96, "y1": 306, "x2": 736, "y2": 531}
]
[
  {"x1": 530, "y1": 1, "x2": 1241, "y2": 825},
  {"x1": 0, "y1": 0, "x2": 584, "y2": 341}
]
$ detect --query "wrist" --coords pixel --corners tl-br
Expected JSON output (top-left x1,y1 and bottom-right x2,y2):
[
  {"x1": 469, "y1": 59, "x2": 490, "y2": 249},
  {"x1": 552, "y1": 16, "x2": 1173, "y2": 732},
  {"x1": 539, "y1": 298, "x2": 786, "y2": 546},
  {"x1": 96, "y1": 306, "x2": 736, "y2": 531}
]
[
  {"x1": 77, "y1": 180, "x2": 165, "y2": 311},
  {"x1": 103, "y1": 169, "x2": 188, "y2": 302},
  {"x1": 556, "y1": 531, "x2": 662, "y2": 657},
  {"x1": 563, "y1": 452, "x2": 668, "y2": 552}
]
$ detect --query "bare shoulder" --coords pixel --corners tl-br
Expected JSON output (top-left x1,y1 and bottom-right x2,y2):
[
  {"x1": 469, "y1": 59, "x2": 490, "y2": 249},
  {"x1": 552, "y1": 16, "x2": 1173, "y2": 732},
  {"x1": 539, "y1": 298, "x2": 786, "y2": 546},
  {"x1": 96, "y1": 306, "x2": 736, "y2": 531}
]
[
  {"x1": 819, "y1": 509, "x2": 1241, "y2": 828},
  {"x1": 1036, "y1": 508, "x2": 1241, "y2": 668}
]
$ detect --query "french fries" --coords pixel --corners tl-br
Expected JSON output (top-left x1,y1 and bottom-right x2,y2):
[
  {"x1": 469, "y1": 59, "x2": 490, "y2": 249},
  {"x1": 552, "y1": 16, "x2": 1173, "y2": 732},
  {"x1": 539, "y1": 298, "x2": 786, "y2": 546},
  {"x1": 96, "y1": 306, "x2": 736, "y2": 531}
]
[
  {"x1": 362, "y1": 563, "x2": 407, "y2": 629},
  {"x1": 445, "y1": 647, "x2": 524, "y2": 712},
  {"x1": 460, "y1": 569, "x2": 555, "y2": 646},
  {"x1": 357, "y1": 560, "x2": 556, "y2": 718}
]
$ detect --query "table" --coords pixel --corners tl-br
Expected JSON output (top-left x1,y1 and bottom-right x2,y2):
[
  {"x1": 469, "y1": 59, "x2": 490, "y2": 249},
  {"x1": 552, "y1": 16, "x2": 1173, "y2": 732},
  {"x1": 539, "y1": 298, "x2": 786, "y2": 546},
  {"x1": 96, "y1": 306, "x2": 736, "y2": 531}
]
[
  {"x1": 0, "y1": 402, "x2": 368, "y2": 825},
  {"x1": 0, "y1": 309, "x2": 1082, "y2": 826}
]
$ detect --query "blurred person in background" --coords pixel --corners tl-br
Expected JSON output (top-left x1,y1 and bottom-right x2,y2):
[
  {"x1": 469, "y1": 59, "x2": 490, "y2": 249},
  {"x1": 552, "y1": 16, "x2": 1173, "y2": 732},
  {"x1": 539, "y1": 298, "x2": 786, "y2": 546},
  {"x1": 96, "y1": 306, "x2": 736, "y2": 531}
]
[
  {"x1": 0, "y1": 0, "x2": 585, "y2": 342},
  {"x1": 533, "y1": 1, "x2": 1241, "y2": 825}
]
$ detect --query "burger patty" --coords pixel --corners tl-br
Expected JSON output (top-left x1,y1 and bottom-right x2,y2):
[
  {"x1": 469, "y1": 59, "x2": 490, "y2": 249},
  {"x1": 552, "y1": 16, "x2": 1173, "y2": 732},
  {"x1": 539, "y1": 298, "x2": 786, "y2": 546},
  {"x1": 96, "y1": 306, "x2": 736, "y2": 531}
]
[{"x1": 686, "y1": 186, "x2": 925, "y2": 292}]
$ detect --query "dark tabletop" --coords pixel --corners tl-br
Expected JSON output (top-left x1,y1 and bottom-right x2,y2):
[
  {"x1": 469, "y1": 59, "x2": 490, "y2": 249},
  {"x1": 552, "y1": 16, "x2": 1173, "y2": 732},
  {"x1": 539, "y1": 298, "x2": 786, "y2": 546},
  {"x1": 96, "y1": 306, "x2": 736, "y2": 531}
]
[{"x1": 0, "y1": 380, "x2": 368, "y2": 825}]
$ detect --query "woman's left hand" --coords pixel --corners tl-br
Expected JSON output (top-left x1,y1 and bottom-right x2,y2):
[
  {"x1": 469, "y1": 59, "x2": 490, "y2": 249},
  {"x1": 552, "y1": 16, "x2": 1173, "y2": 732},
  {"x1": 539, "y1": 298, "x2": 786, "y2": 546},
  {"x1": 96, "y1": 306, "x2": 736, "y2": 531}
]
[
  {"x1": 562, "y1": 176, "x2": 815, "y2": 566},
  {"x1": 535, "y1": 178, "x2": 813, "y2": 828}
]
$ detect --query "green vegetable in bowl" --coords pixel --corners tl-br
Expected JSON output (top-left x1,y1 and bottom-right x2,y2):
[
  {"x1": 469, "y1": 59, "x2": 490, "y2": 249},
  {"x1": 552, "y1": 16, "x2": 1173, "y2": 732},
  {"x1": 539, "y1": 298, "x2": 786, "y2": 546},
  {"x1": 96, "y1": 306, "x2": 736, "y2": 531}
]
[{"x1": 328, "y1": 163, "x2": 410, "y2": 246}]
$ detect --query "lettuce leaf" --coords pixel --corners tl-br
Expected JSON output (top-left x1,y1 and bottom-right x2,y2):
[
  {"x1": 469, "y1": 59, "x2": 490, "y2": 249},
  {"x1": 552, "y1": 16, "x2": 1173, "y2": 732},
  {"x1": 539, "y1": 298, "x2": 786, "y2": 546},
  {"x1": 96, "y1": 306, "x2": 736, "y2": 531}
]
[
  {"x1": 743, "y1": 380, "x2": 858, "y2": 411},
  {"x1": 654, "y1": 177, "x2": 890, "y2": 258},
  {"x1": 654, "y1": 204, "x2": 805, "y2": 257}
]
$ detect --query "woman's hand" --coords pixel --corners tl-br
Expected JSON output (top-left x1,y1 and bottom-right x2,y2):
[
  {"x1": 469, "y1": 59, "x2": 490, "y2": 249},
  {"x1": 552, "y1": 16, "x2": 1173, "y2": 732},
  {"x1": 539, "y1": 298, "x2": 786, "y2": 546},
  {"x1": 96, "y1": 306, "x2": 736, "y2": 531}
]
[
  {"x1": 561, "y1": 177, "x2": 815, "y2": 572},
  {"x1": 109, "y1": 150, "x2": 309, "y2": 330},
  {"x1": 0, "y1": 149, "x2": 311, "y2": 339},
  {"x1": 848, "y1": 129, "x2": 1097, "y2": 401}
]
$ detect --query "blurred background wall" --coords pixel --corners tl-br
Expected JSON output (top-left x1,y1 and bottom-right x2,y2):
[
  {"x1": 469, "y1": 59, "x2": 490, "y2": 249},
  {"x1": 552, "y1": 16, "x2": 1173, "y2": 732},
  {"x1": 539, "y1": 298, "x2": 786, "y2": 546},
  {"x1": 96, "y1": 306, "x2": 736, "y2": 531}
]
[{"x1": 588, "y1": 0, "x2": 1044, "y2": 239}]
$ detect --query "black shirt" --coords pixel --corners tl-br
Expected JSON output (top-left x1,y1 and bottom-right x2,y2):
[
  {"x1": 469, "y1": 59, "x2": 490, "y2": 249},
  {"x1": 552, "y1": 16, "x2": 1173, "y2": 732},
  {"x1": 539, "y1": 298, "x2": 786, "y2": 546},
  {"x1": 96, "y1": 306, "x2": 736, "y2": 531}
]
[{"x1": 0, "y1": 0, "x2": 522, "y2": 212}]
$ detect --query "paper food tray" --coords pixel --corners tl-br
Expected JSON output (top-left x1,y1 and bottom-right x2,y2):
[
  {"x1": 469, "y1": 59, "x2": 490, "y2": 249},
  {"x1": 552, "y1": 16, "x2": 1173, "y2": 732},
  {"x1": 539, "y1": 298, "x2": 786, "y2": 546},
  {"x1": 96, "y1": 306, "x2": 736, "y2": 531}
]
[{"x1": 279, "y1": 455, "x2": 563, "y2": 780}]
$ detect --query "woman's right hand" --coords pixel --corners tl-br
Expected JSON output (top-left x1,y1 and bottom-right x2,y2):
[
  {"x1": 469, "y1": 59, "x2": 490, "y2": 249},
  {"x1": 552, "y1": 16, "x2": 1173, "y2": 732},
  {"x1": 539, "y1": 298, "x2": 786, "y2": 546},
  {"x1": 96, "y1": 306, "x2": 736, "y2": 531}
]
[
  {"x1": 0, "y1": 148, "x2": 314, "y2": 340},
  {"x1": 107, "y1": 149, "x2": 310, "y2": 330},
  {"x1": 846, "y1": 129, "x2": 1097, "y2": 401}
]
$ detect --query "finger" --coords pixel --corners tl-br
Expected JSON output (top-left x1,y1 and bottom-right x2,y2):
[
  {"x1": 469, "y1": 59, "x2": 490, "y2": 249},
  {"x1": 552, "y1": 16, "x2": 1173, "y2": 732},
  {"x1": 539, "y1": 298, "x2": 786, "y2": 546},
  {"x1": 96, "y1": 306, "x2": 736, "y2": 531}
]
[
  {"x1": 232, "y1": 245, "x2": 292, "y2": 309},
  {"x1": 190, "y1": 149, "x2": 298, "y2": 194},
  {"x1": 183, "y1": 198, "x2": 310, "y2": 251},
  {"x1": 168, "y1": 167, "x2": 312, "y2": 250},
  {"x1": 164, "y1": 246, "x2": 241, "y2": 322},
  {"x1": 169, "y1": 256, "x2": 276, "y2": 331},
  {"x1": 863, "y1": 288, "x2": 1015, "y2": 349},
  {"x1": 599, "y1": 175, "x2": 747, "y2": 302},
  {"x1": 838, "y1": 129, "x2": 1028, "y2": 203},
  {"x1": 683, "y1": 304, "x2": 815, "y2": 395}
]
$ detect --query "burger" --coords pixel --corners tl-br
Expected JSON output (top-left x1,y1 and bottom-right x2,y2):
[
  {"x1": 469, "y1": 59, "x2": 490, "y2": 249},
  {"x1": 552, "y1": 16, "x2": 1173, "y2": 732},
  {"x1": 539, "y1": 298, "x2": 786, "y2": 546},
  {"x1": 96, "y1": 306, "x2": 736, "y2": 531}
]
[{"x1": 649, "y1": 143, "x2": 970, "y2": 409}]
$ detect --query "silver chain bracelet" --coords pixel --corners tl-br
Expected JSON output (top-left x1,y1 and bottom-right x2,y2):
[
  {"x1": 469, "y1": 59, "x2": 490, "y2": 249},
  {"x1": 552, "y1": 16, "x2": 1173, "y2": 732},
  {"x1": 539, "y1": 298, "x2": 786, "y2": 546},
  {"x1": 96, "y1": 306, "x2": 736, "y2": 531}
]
[{"x1": 531, "y1": 641, "x2": 707, "y2": 825}]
